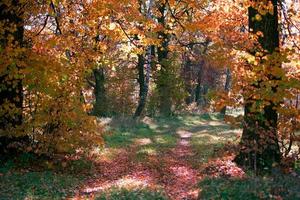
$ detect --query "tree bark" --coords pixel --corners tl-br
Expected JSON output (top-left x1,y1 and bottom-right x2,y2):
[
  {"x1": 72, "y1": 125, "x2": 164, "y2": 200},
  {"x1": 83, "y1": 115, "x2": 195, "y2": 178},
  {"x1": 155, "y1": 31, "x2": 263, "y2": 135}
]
[
  {"x1": 92, "y1": 68, "x2": 107, "y2": 116},
  {"x1": 235, "y1": 0, "x2": 281, "y2": 170},
  {"x1": 0, "y1": 0, "x2": 25, "y2": 154},
  {"x1": 220, "y1": 68, "x2": 231, "y2": 115},
  {"x1": 183, "y1": 53, "x2": 194, "y2": 105},
  {"x1": 0, "y1": 0, "x2": 24, "y2": 131},
  {"x1": 156, "y1": 3, "x2": 172, "y2": 116},
  {"x1": 134, "y1": 0, "x2": 153, "y2": 118},
  {"x1": 134, "y1": 54, "x2": 147, "y2": 117}
]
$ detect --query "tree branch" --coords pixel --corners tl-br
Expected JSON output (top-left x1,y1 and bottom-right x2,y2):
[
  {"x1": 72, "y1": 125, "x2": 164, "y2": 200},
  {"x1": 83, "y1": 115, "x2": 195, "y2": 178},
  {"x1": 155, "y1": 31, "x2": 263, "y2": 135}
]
[{"x1": 36, "y1": 15, "x2": 49, "y2": 36}]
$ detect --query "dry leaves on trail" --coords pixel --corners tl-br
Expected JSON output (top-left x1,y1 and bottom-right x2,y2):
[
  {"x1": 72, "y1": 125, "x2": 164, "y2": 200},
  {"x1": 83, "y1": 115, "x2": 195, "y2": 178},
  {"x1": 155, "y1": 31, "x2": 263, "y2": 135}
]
[{"x1": 73, "y1": 133, "x2": 201, "y2": 200}]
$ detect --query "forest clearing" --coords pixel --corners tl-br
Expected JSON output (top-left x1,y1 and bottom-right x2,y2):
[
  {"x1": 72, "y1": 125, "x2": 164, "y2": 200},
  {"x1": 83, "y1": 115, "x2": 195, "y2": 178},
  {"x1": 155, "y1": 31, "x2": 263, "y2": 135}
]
[{"x1": 1, "y1": 0, "x2": 300, "y2": 199}]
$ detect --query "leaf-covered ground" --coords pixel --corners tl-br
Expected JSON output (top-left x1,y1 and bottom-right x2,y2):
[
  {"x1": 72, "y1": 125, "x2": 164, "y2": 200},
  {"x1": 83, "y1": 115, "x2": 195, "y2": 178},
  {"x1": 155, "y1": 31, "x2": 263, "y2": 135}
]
[{"x1": 1, "y1": 114, "x2": 300, "y2": 200}]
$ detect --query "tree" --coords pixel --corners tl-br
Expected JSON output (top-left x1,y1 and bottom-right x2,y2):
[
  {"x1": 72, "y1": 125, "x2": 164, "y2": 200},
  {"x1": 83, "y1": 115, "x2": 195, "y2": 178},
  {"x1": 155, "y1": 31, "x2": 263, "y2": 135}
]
[
  {"x1": 134, "y1": 0, "x2": 154, "y2": 118},
  {"x1": 0, "y1": 0, "x2": 26, "y2": 153},
  {"x1": 0, "y1": 0, "x2": 24, "y2": 130},
  {"x1": 235, "y1": 0, "x2": 282, "y2": 170},
  {"x1": 220, "y1": 68, "x2": 231, "y2": 115},
  {"x1": 92, "y1": 67, "x2": 107, "y2": 116}
]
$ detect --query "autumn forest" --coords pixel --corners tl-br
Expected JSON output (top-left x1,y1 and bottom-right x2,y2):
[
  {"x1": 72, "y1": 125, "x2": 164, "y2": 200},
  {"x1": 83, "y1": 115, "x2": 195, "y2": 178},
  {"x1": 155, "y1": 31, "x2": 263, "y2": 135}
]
[{"x1": 0, "y1": 0, "x2": 300, "y2": 199}]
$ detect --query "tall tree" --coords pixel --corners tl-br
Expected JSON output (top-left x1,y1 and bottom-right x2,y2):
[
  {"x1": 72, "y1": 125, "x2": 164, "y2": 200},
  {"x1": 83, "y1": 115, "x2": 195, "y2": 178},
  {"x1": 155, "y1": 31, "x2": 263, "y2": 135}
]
[
  {"x1": 235, "y1": 0, "x2": 281, "y2": 170},
  {"x1": 0, "y1": 0, "x2": 24, "y2": 131},
  {"x1": 92, "y1": 67, "x2": 107, "y2": 116},
  {"x1": 0, "y1": 0, "x2": 25, "y2": 153},
  {"x1": 134, "y1": 0, "x2": 154, "y2": 118},
  {"x1": 156, "y1": 1, "x2": 172, "y2": 116}
]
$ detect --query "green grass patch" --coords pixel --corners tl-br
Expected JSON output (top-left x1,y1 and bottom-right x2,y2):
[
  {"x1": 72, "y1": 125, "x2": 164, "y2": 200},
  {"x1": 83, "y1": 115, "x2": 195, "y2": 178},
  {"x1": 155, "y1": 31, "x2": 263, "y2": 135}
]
[
  {"x1": 103, "y1": 116, "x2": 180, "y2": 162},
  {"x1": 96, "y1": 188, "x2": 168, "y2": 200},
  {"x1": 199, "y1": 175, "x2": 300, "y2": 200},
  {"x1": 0, "y1": 153, "x2": 94, "y2": 200},
  {"x1": 0, "y1": 171, "x2": 83, "y2": 200}
]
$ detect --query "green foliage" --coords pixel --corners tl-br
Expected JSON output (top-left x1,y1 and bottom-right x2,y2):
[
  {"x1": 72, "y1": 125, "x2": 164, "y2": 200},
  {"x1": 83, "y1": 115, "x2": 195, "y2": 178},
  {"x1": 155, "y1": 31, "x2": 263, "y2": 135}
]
[
  {"x1": 199, "y1": 175, "x2": 300, "y2": 200},
  {"x1": 153, "y1": 55, "x2": 188, "y2": 115},
  {"x1": 104, "y1": 116, "x2": 178, "y2": 153},
  {"x1": 96, "y1": 188, "x2": 168, "y2": 200}
]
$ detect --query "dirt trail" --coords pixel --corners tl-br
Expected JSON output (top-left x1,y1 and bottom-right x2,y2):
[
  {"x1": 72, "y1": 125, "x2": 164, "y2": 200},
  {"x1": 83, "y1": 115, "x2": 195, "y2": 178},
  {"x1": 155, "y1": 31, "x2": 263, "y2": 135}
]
[
  {"x1": 74, "y1": 130, "x2": 200, "y2": 200},
  {"x1": 159, "y1": 130, "x2": 200, "y2": 200}
]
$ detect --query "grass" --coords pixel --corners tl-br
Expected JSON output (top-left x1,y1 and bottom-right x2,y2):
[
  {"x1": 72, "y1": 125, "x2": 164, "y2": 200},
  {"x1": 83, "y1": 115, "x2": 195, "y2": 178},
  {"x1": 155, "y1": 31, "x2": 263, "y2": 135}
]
[
  {"x1": 199, "y1": 175, "x2": 300, "y2": 200},
  {"x1": 96, "y1": 188, "x2": 168, "y2": 200},
  {"x1": 102, "y1": 116, "x2": 181, "y2": 162},
  {"x1": 0, "y1": 153, "x2": 92, "y2": 200},
  {"x1": 1, "y1": 113, "x2": 300, "y2": 200},
  {"x1": 0, "y1": 171, "x2": 83, "y2": 200}
]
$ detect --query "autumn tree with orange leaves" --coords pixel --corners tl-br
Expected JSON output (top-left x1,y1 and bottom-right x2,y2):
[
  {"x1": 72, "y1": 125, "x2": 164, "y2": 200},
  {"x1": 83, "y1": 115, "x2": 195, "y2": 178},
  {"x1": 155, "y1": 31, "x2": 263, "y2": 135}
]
[{"x1": 0, "y1": 0, "x2": 299, "y2": 172}]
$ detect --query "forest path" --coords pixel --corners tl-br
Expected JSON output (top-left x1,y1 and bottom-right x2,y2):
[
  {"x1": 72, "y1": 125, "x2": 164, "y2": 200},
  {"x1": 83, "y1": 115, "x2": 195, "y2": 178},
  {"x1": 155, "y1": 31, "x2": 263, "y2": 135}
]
[
  {"x1": 77, "y1": 129, "x2": 200, "y2": 200},
  {"x1": 159, "y1": 130, "x2": 200, "y2": 199},
  {"x1": 73, "y1": 115, "x2": 241, "y2": 200}
]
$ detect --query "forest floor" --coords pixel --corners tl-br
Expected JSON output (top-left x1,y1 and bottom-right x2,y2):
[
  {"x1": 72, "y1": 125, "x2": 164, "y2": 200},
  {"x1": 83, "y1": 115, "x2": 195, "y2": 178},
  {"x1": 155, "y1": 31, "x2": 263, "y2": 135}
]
[{"x1": 1, "y1": 114, "x2": 300, "y2": 200}]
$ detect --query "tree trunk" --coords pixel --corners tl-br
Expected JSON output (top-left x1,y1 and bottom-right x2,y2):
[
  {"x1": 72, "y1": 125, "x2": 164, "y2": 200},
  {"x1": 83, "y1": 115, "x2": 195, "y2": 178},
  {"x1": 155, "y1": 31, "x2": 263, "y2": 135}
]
[
  {"x1": 195, "y1": 65, "x2": 202, "y2": 105},
  {"x1": 134, "y1": 0, "x2": 154, "y2": 118},
  {"x1": 134, "y1": 54, "x2": 147, "y2": 117},
  {"x1": 220, "y1": 68, "x2": 231, "y2": 115},
  {"x1": 156, "y1": 3, "x2": 172, "y2": 116},
  {"x1": 0, "y1": 0, "x2": 25, "y2": 155},
  {"x1": 235, "y1": 0, "x2": 281, "y2": 170},
  {"x1": 0, "y1": 0, "x2": 24, "y2": 131},
  {"x1": 92, "y1": 68, "x2": 107, "y2": 116},
  {"x1": 183, "y1": 53, "x2": 193, "y2": 105}
]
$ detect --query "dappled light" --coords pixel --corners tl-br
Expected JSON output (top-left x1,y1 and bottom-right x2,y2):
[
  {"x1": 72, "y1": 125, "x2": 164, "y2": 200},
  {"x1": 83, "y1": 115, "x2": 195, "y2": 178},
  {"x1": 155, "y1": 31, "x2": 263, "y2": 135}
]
[
  {"x1": 202, "y1": 157, "x2": 245, "y2": 178},
  {"x1": 176, "y1": 130, "x2": 193, "y2": 139},
  {"x1": 1, "y1": 0, "x2": 299, "y2": 199},
  {"x1": 137, "y1": 147, "x2": 157, "y2": 156},
  {"x1": 83, "y1": 175, "x2": 154, "y2": 194},
  {"x1": 134, "y1": 138, "x2": 153, "y2": 146}
]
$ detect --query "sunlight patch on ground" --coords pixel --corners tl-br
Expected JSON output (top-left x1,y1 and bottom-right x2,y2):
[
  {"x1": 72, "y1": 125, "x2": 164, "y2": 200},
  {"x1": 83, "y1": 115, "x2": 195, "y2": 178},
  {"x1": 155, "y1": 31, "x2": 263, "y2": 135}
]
[
  {"x1": 134, "y1": 138, "x2": 152, "y2": 146},
  {"x1": 194, "y1": 134, "x2": 223, "y2": 142},
  {"x1": 82, "y1": 171, "x2": 156, "y2": 195},
  {"x1": 176, "y1": 130, "x2": 192, "y2": 139},
  {"x1": 99, "y1": 117, "x2": 112, "y2": 126},
  {"x1": 207, "y1": 121, "x2": 225, "y2": 126},
  {"x1": 154, "y1": 136, "x2": 167, "y2": 144},
  {"x1": 142, "y1": 117, "x2": 158, "y2": 129},
  {"x1": 137, "y1": 147, "x2": 157, "y2": 156},
  {"x1": 217, "y1": 129, "x2": 242, "y2": 135},
  {"x1": 121, "y1": 132, "x2": 132, "y2": 136},
  {"x1": 83, "y1": 178, "x2": 149, "y2": 193},
  {"x1": 93, "y1": 148, "x2": 126, "y2": 162}
]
